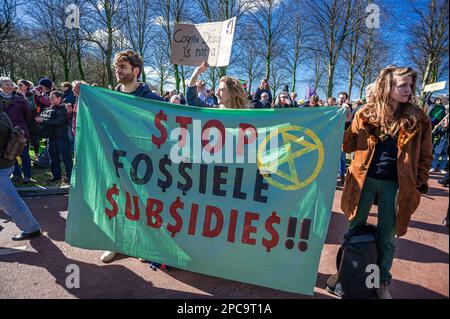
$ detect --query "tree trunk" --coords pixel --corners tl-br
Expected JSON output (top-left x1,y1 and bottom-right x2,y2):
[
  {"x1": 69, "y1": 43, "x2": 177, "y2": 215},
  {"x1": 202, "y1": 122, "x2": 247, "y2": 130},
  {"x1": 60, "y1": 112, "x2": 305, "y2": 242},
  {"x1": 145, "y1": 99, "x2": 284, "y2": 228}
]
[
  {"x1": 105, "y1": 2, "x2": 114, "y2": 87},
  {"x1": 219, "y1": 66, "x2": 227, "y2": 78},
  {"x1": 265, "y1": 46, "x2": 271, "y2": 80},
  {"x1": 347, "y1": 72, "x2": 353, "y2": 100},
  {"x1": 292, "y1": 64, "x2": 297, "y2": 93},
  {"x1": 50, "y1": 51, "x2": 56, "y2": 83},
  {"x1": 419, "y1": 55, "x2": 434, "y2": 108},
  {"x1": 174, "y1": 64, "x2": 181, "y2": 92},
  {"x1": 75, "y1": 30, "x2": 85, "y2": 81},
  {"x1": 63, "y1": 58, "x2": 70, "y2": 82},
  {"x1": 326, "y1": 64, "x2": 335, "y2": 97},
  {"x1": 181, "y1": 65, "x2": 186, "y2": 96}
]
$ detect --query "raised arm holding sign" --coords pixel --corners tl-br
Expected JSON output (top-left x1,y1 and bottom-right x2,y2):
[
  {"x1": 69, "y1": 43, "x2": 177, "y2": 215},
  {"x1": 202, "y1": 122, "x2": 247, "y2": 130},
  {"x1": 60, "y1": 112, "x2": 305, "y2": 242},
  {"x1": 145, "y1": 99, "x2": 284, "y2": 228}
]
[{"x1": 170, "y1": 17, "x2": 236, "y2": 67}]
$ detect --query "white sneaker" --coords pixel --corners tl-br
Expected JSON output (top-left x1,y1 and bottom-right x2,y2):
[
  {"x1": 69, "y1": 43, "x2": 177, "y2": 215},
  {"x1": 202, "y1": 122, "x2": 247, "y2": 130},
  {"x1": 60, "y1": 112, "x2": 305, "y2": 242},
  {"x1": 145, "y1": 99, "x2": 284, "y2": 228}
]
[
  {"x1": 429, "y1": 168, "x2": 436, "y2": 173},
  {"x1": 440, "y1": 170, "x2": 448, "y2": 174},
  {"x1": 376, "y1": 283, "x2": 392, "y2": 299},
  {"x1": 100, "y1": 251, "x2": 117, "y2": 263}
]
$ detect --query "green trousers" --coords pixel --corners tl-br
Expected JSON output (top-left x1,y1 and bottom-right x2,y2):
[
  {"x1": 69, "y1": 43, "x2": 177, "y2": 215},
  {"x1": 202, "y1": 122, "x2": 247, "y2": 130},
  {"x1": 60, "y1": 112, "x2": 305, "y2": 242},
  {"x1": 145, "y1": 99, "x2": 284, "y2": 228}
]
[{"x1": 348, "y1": 176, "x2": 399, "y2": 284}]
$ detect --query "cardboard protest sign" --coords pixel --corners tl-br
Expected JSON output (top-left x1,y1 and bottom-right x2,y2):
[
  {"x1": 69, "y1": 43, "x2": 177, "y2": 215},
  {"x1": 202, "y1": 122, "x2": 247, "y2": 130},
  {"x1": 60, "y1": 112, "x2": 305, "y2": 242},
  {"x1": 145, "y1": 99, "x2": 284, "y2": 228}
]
[
  {"x1": 424, "y1": 81, "x2": 446, "y2": 92},
  {"x1": 66, "y1": 85, "x2": 347, "y2": 295},
  {"x1": 170, "y1": 17, "x2": 236, "y2": 67}
]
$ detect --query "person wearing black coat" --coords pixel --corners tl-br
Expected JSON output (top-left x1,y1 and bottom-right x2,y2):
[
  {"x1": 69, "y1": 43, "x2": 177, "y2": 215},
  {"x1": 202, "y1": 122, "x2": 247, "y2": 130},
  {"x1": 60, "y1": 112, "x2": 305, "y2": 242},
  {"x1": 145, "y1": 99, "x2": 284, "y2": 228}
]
[
  {"x1": 253, "y1": 79, "x2": 273, "y2": 104},
  {"x1": 35, "y1": 91, "x2": 73, "y2": 182}
]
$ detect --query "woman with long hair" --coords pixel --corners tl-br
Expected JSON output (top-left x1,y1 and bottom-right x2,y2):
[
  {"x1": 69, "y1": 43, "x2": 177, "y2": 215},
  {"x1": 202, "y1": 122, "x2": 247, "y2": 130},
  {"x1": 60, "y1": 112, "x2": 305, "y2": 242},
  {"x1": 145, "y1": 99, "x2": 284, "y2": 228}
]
[
  {"x1": 187, "y1": 61, "x2": 248, "y2": 109},
  {"x1": 329, "y1": 66, "x2": 433, "y2": 299}
]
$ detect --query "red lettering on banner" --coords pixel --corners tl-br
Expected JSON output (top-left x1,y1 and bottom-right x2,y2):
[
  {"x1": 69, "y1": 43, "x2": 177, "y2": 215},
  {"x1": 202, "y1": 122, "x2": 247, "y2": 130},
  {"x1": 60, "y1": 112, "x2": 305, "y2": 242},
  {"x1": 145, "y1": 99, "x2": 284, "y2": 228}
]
[
  {"x1": 167, "y1": 197, "x2": 184, "y2": 237},
  {"x1": 146, "y1": 197, "x2": 163, "y2": 228},
  {"x1": 202, "y1": 120, "x2": 225, "y2": 153},
  {"x1": 202, "y1": 205, "x2": 224, "y2": 238},
  {"x1": 152, "y1": 110, "x2": 168, "y2": 149},
  {"x1": 242, "y1": 212, "x2": 259, "y2": 245},
  {"x1": 237, "y1": 123, "x2": 257, "y2": 155},
  {"x1": 175, "y1": 116, "x2": 192, "y2": 147},
  {"x1": 227, "y1": 209, "x2": 238, "y2": 243},
  {"x1": 105, "y1": 184, "x2": 120, "y2": 220},
  {"x1": 188, "y1": 203, "x2": 199, "y2": 236},
  {"x1": 103, "y1": 184, "x2": 285, "y2": 252},
  {"x1": 125, "y1": 192, "x2": 140, "y2": 221}
]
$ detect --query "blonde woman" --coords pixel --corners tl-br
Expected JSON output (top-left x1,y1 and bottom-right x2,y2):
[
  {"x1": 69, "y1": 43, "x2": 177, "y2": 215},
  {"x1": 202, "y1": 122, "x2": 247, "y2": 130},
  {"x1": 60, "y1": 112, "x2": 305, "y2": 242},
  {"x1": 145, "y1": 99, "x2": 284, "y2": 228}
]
[
  {"x1": 330, "y1": 66, "x2": 433, "y2": 299},
  {"x1": 187, "y1": 61, "x2": 248, "y2": 109}
]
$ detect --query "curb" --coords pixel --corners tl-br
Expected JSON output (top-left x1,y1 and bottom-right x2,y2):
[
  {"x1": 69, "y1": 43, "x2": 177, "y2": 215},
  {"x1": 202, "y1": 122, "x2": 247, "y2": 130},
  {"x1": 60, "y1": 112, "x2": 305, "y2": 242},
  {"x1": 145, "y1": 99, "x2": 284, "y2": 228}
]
[{"x1": 17, "y1": 185, "x2": 70, "y2": 198}]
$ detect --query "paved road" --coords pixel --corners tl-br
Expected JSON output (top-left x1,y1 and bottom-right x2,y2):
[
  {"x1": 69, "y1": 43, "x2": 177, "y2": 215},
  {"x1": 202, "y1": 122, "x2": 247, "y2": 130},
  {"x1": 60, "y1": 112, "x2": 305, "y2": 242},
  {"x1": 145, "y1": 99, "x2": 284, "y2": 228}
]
[{"x1": 0, "y1": 174, "x2": 448, "y2": 299}]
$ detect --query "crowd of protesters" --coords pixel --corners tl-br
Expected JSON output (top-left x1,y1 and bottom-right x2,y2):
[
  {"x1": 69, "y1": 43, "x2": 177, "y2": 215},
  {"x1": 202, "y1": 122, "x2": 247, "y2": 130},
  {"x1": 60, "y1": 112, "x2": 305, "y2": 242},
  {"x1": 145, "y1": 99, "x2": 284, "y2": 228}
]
[{"x1": 0, "y1": 50, "x2": 448, "y2": 298}]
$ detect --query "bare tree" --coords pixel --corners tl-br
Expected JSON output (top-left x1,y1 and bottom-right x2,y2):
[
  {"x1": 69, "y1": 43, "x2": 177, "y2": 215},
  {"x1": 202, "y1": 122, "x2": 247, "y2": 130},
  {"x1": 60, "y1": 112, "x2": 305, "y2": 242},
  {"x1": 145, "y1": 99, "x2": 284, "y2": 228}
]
[
  {"x1": 306, "y1": 0, "x2": 353, "y2": 97},
  {"x1": 283, "y1": 0, "x2": 310, "y2": 92},
  {"x1": 30, "y1": 0, "x2": 77, "y2": 82},
  {"x1": 356, "y1": 28, "x2": 387, "y2": 98},
  {"x1": 122, "y1": 0, "x2": 154, "y2": 82},
  {"x1": 83, "y1": 0, "x2": 124, "y2": 87},
  {"x1": 269, "y1": 57, "x2": 289, "y2": 96},
  {"x1": 233, "y1": 24, "x2": 264, "y2": 94},
  {"x1": 249, "y1": 0, "x2": 288, "y2": 81},
  {"x1": 194, "y1": 0, "x2": 253, "y2": 77},
  {"x1": 340, "y1": 0, "x2": 367, "y2": 99},
  {"x1": 148, "y1": 34, "x2": 172, "y2": 96},
  {"x1": 0, "y1": 0, "x2": 17, "y2": 44},
  {"x1": 409, "y1": 0, "x2": 449, "y2": 105},
  {"x1": 155, "y1": 0, "x2": 190, "y2": 92}
]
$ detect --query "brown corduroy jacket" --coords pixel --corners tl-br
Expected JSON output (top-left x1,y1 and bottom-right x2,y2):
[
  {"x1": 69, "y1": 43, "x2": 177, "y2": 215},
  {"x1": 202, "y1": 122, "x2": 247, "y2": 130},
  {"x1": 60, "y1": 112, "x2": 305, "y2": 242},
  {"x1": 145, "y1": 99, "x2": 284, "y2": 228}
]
[{"x1": 340, "y1": 108, "x2": 433, "y2": 237}]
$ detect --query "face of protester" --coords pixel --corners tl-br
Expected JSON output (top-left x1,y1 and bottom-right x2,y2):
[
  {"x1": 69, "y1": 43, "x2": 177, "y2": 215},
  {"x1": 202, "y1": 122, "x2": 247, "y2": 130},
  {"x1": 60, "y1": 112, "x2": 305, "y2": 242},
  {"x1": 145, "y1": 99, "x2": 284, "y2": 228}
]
[
  {"x1": 50, "y1": 94, "x2": 62, "y2": 106},
  {"x1": 390, "y1": 75, "x2": 412, "y2": 105},
  {"x1": 309, "y1": 99, "x2": 318, "y2": 107},
  {"x1": 18, "y1": 82, "x2": 30, "y2": 94},
  {"x1": 279, "y1": 94, "x2": 290, "y2": 106},
  {"x1": 261, "y1": 93, "x2": 269, "y2": 101},
  {"x1": 290, "y1": 93, "x2": 297, "y2": 101},
  {"x1": 170, "y1": 96, "x2": 181, "y2": 104},
  {"x1": 1, "y1": 80, "x2": 14, "y2": 95},
  {"x1": 435, "y1": 98, "x2": 442, "y2": 105},
  {"x1": 115, "y1": 61, "x2": 138, "y2": 84},
  {"x1": 337, "y1": 94, "x2": 347, "y2": 105},
  {"x1": 327, "y1": 98, "x2": 336, "y2": 106},
  {"x1": 217, "y1": 81, "x2": 230, "y2": 106},
  {"x1": 261, "y1": 81, "x2": 268, "y2": 90}
]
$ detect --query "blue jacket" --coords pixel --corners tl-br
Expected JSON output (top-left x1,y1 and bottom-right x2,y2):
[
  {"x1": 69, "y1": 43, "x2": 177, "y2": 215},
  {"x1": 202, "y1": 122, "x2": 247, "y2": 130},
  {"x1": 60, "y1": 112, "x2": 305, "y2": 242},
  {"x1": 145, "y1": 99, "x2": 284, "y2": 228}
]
[
  {"x1": 187, "y1": 86, "x2": 208, "y2": 107},
  {"x1": 253, "y1": 87, "x2": 273, "y2": 104},
  {"x1": 115, "y1": 83, "x2": 163, "y2": 101},
  {"x1": 63, "y1": 89, "x2": 76, "y2": 105}
]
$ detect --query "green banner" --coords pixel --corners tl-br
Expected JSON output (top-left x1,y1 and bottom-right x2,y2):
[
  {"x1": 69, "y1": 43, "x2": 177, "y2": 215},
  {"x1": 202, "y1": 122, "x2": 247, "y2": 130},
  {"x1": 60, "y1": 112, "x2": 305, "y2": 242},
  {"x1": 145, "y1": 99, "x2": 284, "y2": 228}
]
[{"x1": 65, "y1": 85, "x2": 346, "y2": 295}]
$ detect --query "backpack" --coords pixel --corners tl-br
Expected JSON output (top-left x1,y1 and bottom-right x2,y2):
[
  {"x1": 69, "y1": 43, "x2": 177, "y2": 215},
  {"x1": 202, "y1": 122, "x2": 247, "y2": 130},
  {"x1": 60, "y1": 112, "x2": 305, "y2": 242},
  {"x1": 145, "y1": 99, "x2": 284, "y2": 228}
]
[
  {"x1": 328, "y1": 224, "x2": 379, "y2": 299},
  {"x1": 3, "y1": 116, "x2": 27, "y2": 161}
]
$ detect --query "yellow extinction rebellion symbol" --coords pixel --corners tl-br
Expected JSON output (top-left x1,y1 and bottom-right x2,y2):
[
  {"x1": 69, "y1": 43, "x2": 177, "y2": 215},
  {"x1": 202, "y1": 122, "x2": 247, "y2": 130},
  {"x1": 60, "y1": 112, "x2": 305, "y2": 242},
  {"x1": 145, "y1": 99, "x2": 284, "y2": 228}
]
[{"x1": 257, "y1": 125, "x2": 324, "y2": 190}]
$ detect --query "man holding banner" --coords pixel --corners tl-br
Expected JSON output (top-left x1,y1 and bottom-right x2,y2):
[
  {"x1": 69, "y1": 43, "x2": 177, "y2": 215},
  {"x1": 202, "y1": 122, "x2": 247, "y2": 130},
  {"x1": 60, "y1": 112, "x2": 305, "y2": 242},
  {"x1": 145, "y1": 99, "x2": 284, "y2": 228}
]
[{"x1": 100, "y1": 50, "x2": 163, "y2": 263}]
